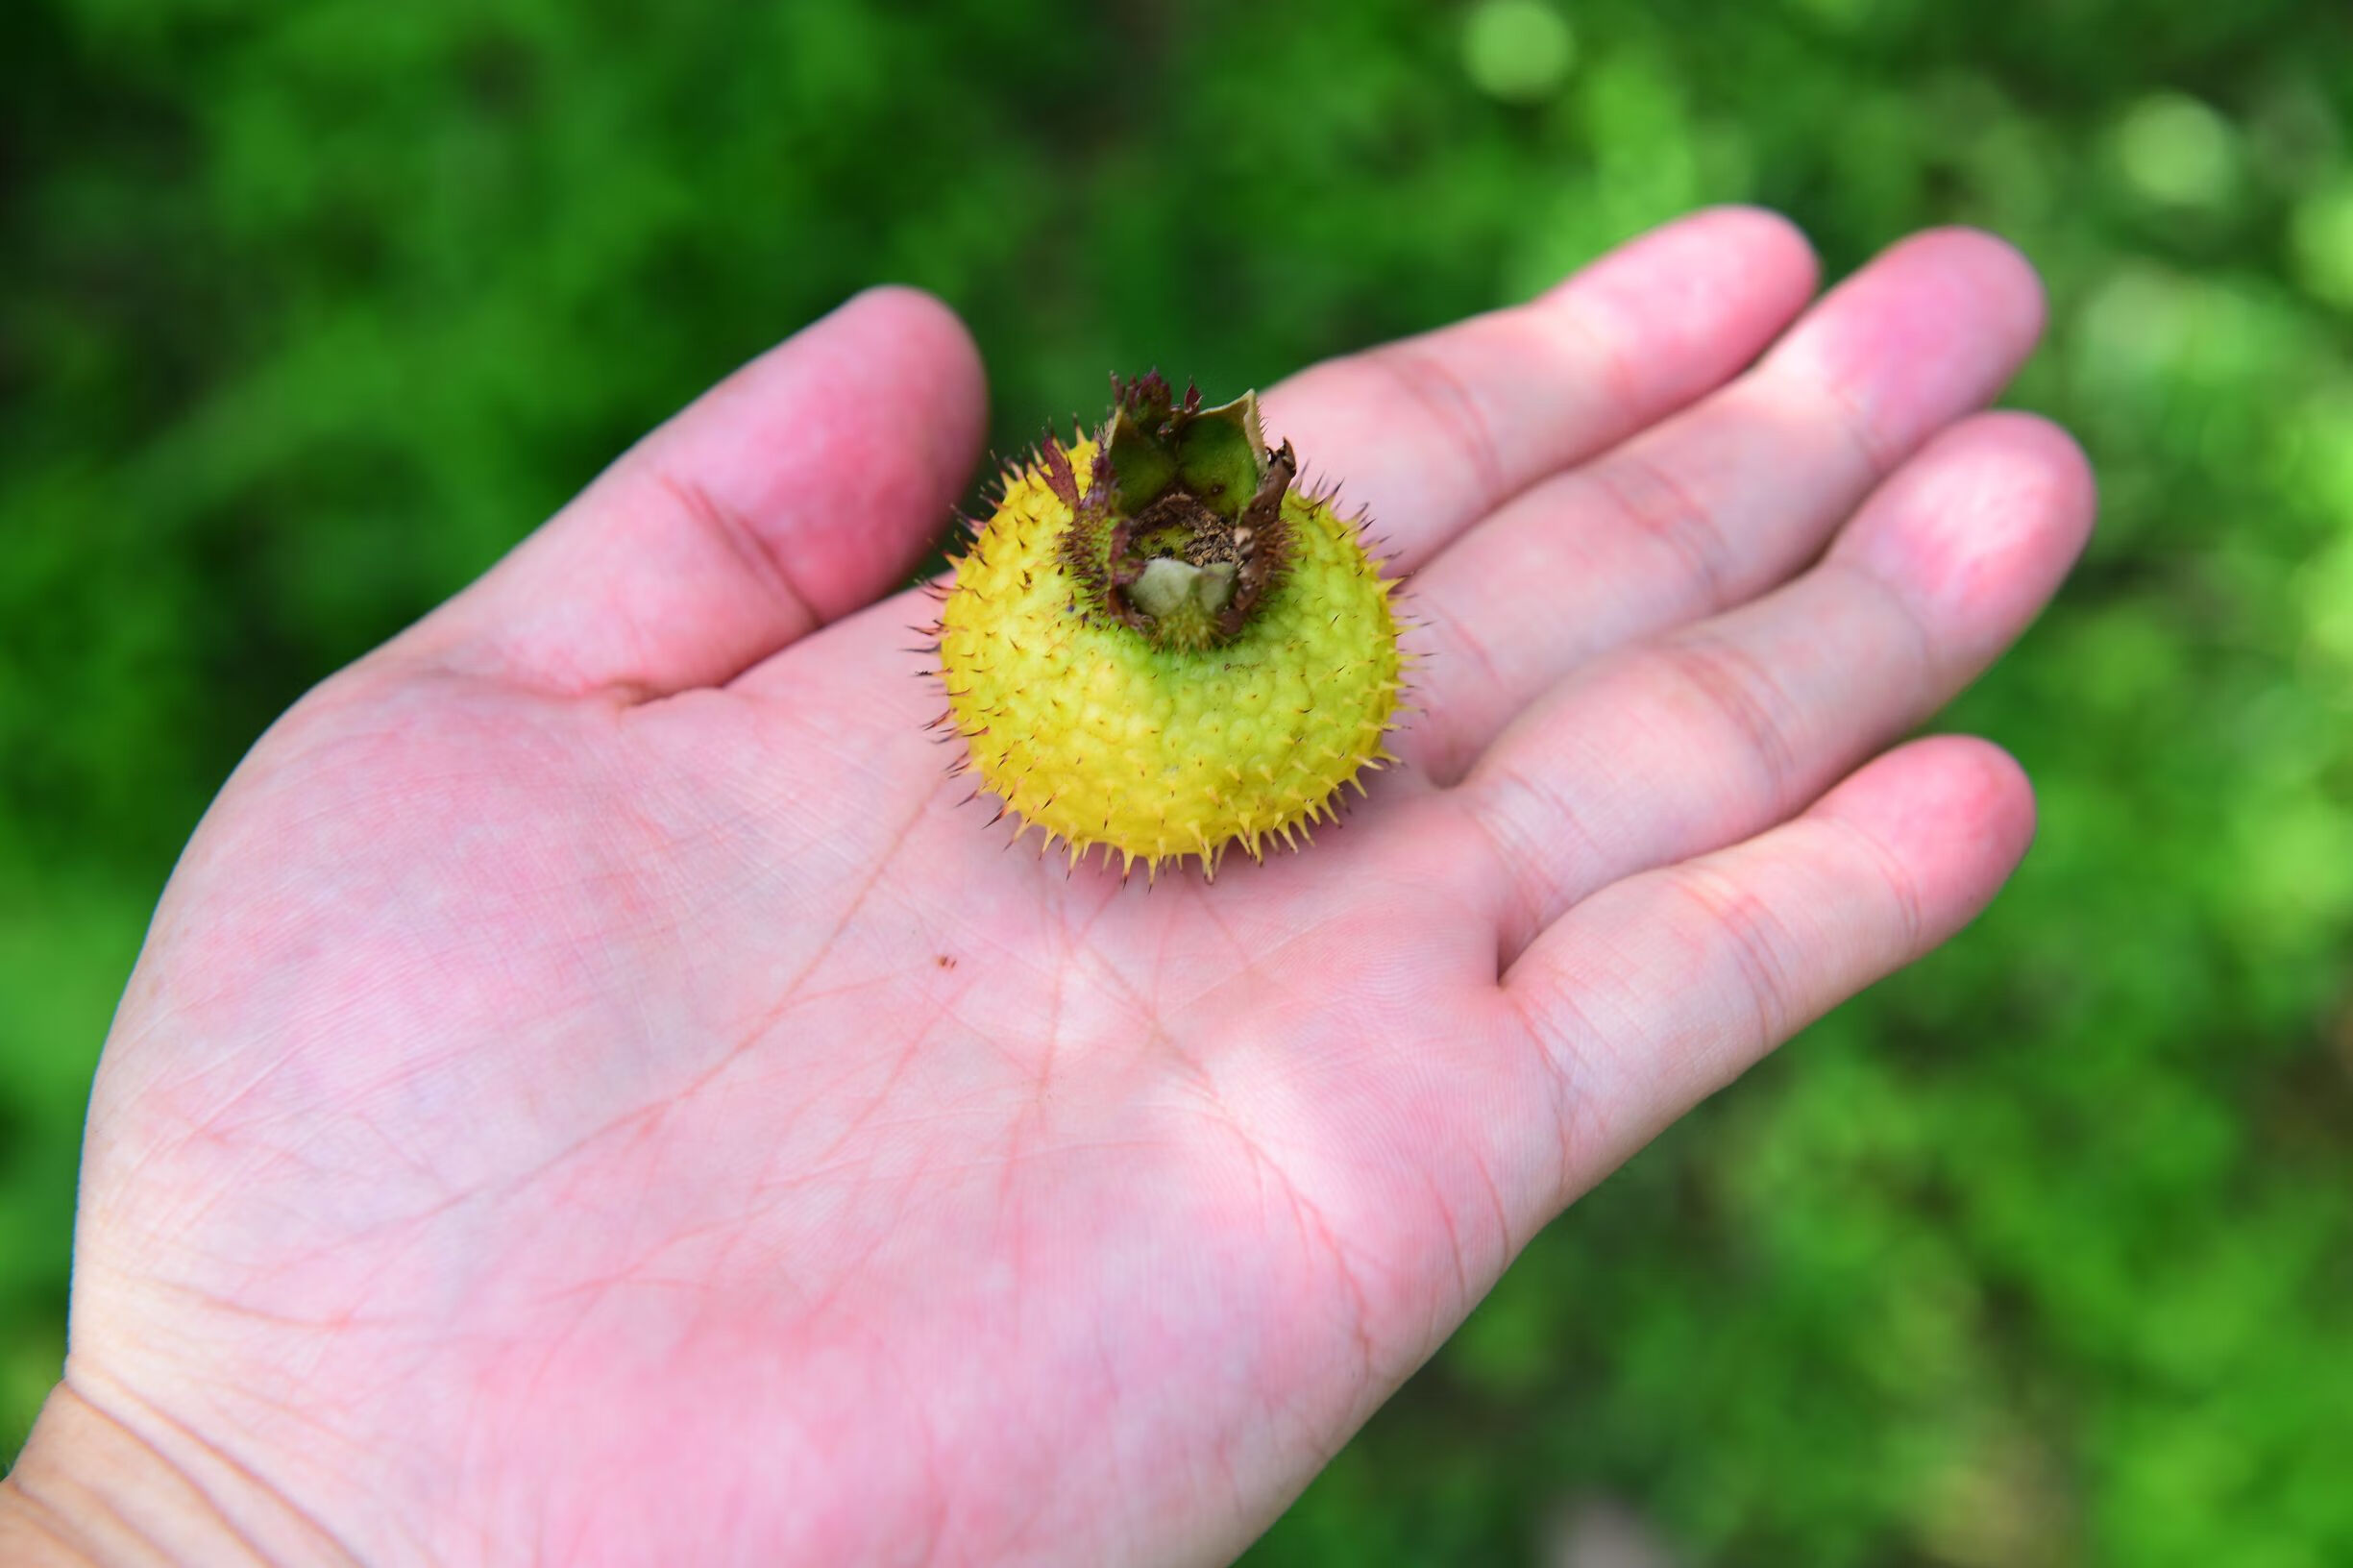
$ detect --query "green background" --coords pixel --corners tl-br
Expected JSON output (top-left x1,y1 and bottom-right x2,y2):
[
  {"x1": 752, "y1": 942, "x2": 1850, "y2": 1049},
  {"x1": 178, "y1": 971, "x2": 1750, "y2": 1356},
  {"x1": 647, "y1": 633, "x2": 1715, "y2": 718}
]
[{"x1": 5, "y1": 0, "x2": 2351, "y2": 1561}]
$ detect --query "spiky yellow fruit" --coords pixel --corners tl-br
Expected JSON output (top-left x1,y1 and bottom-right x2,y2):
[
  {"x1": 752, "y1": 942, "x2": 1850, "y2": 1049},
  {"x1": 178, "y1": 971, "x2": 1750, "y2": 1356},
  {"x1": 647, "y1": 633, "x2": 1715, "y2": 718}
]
[{"x1": 935, "y1": 375, "x2": 1403, "y2": 876}]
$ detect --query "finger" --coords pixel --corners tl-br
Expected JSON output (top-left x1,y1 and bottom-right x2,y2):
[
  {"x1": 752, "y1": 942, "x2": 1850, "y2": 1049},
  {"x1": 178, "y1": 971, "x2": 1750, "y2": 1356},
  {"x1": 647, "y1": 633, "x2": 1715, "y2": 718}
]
[
  {"x1": 725, "y1": 212, "x2": 1809, "y2": 716},
  {"x1": 1449, "y1": 411, "x2": 2091, "y2": 957},
  {"x1": 402, "y1": 286, "x2": 987, "y2": 698},
  {"x1": 1262, "y1": 207, "x2": 1819, "y2": 573},
  {"x1": 1402, "y1": 228, "x2": 2047, "y2": 781},
  {"x1": 1500, "y1": 734, "x2": 2035, "y2": 1197}
]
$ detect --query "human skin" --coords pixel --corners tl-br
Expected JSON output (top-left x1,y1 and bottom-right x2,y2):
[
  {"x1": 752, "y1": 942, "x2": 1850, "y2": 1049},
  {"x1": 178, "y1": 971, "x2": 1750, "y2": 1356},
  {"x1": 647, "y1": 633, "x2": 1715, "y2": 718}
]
[{"x1": 0, "y1": 208, "x2": 2093, "y2": 1566}]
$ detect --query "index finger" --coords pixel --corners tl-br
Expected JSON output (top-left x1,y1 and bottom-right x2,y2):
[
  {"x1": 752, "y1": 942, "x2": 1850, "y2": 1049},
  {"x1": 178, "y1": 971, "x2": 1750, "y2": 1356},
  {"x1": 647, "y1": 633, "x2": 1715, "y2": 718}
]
[{"x1": 1261, "y1": 206, "x2": 1821, "y2": 573}]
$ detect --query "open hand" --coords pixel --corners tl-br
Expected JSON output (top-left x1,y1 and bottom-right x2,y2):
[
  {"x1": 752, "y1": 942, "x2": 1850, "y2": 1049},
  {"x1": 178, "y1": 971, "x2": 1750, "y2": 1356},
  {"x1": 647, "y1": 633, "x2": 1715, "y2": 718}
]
[{"x1": 4, "y1": 208, "x2": 2091, "y2": 1566}]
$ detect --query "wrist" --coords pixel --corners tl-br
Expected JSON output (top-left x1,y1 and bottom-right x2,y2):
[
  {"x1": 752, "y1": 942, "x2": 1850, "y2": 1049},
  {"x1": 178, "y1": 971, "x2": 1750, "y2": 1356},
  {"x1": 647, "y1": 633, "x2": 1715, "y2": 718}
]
[{"x1": 1, "y1": 1381, "x2": 340, "y2": 1568}]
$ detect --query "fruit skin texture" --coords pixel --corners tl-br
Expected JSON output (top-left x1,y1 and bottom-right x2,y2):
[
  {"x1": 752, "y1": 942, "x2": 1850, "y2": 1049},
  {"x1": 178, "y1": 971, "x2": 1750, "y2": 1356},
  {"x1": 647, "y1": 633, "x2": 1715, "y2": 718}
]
[{"x1": 936, "y1": 426, "x2": 1403, "y2": 877}]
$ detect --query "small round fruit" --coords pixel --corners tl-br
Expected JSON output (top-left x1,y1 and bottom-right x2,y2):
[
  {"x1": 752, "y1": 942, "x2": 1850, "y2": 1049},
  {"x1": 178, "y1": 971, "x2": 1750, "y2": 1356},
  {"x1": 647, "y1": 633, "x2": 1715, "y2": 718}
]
[{"x1": 933, "y1": 375, "x2": 1403, "y2": 877}]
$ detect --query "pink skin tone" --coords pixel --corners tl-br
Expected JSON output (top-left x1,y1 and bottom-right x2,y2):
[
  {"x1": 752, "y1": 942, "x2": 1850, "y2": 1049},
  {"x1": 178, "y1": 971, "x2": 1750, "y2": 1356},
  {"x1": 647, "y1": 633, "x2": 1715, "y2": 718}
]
[{"x1": 2, "y1": 208, "x2": 2091, "y2": 1566}]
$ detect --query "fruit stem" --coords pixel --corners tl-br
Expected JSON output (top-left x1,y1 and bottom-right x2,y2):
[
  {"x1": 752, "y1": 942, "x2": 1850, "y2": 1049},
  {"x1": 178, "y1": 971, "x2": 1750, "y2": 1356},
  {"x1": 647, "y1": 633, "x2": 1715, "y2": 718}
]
[{"x1": 1059, "y1": 374, "x2": 1298, "y2": 651}]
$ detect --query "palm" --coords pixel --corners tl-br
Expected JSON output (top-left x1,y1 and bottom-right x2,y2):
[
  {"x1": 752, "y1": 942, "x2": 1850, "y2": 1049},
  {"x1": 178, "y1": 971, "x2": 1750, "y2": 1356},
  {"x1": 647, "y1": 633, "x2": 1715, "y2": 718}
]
[{"x1": 60, "y1": 210, "x2": 2089, "y2": 1567}]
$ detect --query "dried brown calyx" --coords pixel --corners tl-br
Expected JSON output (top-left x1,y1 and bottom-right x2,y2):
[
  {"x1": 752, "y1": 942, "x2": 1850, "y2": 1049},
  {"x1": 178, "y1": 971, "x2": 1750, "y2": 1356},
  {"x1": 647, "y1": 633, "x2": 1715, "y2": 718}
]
[{"x1": 1047, "y1": 372, "x2": 1297, "y2": 652}]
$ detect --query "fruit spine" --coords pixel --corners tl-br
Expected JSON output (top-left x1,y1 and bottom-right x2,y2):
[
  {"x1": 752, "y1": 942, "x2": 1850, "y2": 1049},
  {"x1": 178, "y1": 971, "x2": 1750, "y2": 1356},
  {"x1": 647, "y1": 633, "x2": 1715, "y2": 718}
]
[{"x1": 927, "y1": 374, "x2": 1403, "y2": 877}]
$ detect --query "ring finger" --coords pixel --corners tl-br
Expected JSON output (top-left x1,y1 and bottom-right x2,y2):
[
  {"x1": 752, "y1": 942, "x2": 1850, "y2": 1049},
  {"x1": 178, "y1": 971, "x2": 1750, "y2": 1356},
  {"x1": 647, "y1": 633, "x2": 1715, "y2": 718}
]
[{"x1": 1436, "y1": 410, "x2": 2093, "y2": 960}]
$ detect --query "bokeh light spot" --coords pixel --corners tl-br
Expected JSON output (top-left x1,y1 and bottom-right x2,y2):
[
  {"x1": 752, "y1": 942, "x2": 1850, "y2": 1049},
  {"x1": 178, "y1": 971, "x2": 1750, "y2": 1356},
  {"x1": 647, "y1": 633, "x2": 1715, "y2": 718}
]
[
  {"x1": 2291, "y1": 182, "x2": 2353, "y2": 311},
  {"x1": 1461, "y1": 0, "x2": 1576, "y2": 105},
  {"x1": 2113, "y1": 92, "x2": 2240, "y2": 208}
]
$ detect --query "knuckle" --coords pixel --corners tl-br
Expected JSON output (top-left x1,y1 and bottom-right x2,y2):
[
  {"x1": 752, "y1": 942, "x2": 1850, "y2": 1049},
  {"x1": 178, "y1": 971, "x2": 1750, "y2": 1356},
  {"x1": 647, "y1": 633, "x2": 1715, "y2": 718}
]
[
  {"x1": 1669, "y1": 861, "x2": 1802, "y2": 1050},
  {"x1": 1654, "y1": 631, "x2": 1802, "y2": 809},
  {"x1": 1588, "y1": 445, "x2": 1733, "y2": 611}
]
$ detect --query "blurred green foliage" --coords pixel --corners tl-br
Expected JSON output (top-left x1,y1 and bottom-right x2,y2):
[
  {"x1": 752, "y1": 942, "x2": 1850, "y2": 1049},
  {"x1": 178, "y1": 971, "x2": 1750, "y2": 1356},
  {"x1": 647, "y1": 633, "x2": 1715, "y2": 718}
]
[{"x1": 4, "y1": 0, "x2": 2351, "y2": 1560}]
